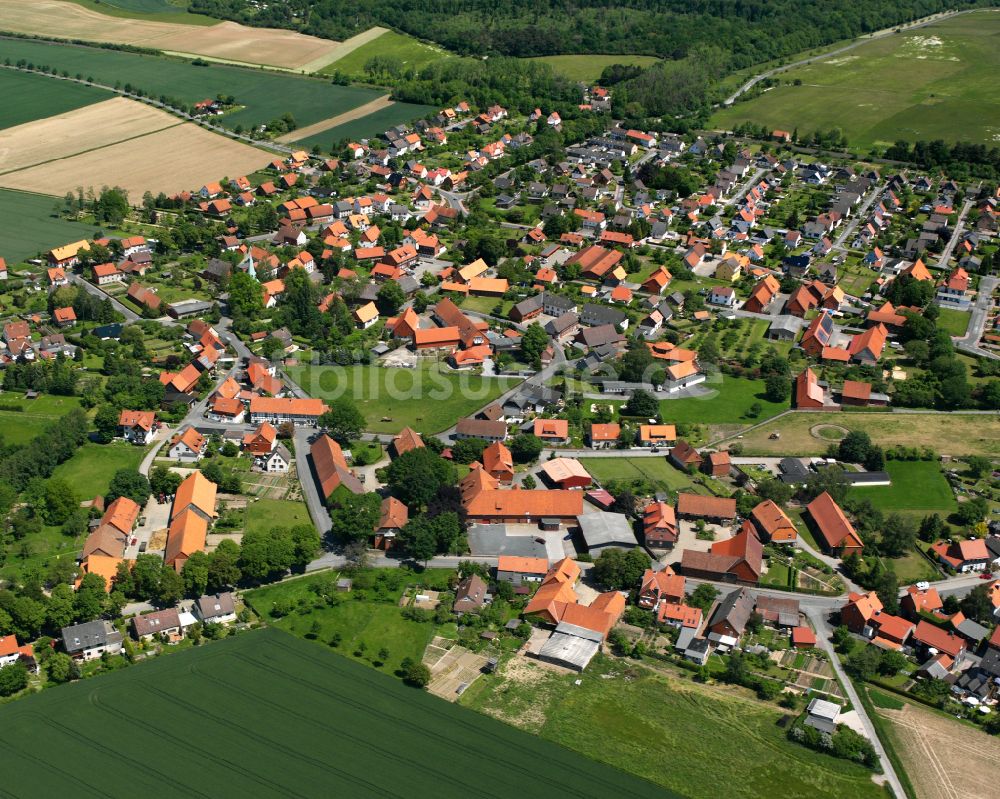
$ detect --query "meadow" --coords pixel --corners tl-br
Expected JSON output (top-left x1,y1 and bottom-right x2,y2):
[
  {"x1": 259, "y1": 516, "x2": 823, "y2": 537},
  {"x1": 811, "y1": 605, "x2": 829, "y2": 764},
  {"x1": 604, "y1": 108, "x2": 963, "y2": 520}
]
[
  {"x1": 847, "y1": 459, "x2": 957, "y2": 518},
  {"x1": 0, "y1": 38, "x2": 383, "y2": 133},
  {"x1": 321, "y1": 29, "x2": 457, "y2": 76},
  {"x1": 660, "y1": 376, "x2": 790, "y2": 425},
  {"x1": 294, "y1": 101, "x2": 438, "y2": 150},
  {"x1": 0, "y1": 628, "x2": 670, "y2": 798},
  {"x1": 0, "y1": 69, "x2": 110, "y2": 131},
  {"x1": 711, "y1": 11, "x2": 1000, "y2": 149},
  {"x1": 739, "y1": 411, "x2": 999, "y2": 458},
  {"x1": 50, "y1": 442, "x2": 146, "y2": 500},
  {"x1": 286, "y1": 363, "x2": 521, "y2": 435},
  {"x1": 0, "y1": 392, "x2": 85, "y2": 445},
  {"x1": 527, "y1": 54, "x2": 660, "y2": 83},
  {"x1": 462, "y1": 654, "x2": 884, "y2": 799},
  {"x1": 243, "y1": 498, "x2": 312, "y2": 534}
]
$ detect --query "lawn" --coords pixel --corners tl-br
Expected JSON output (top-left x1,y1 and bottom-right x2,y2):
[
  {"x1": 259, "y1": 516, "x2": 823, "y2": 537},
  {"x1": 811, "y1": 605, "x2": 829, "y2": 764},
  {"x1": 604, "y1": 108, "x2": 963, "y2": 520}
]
[
  {"x1": 739, "y1": 411, "x2": 1000, "y2": 458},
  {"x1": 578, "y1": 456, "x2": 709, "y2": 495},
  {"x1": 50, "y1": 442, "x2": 145, "y2": 499},
  {"x1": 462, "y1": 655, "x2": 883, "y2": 799},
  {"x1": 0, "y1": 188, "x2": 103, "y2": 263},
  {"x1": 294, "y1": 101, "x2": 438, "y2": 151},
  {"x1": 243, "y1": 498, "x2": 312, "y2": 534},
  {"x1": 0, "y1": 69, "x2": 111, "y2": 131},
  {"x1": 847, "y1": 459, "x2": 957, "y2": 517},
  {"x1": 711, "y1": 11, "x2": 1000, "y2": 149},
  {"x1": 660, "y1": 376, "x2": 790, "y2": 425},
  {"x1": 286, "y1": 362, "x2": 521, "y2": 435},
  {"x1": 0, "y1": 38, "x2": 384, "y2": 133},
  {"x1": 0, "y1": 628, "x2": 668, "y2": 798},
  {"x1": 320, "y1": 30, "x2": 457, "y2": 76},
  {"x1": 527, "y1": 54, "x2": 661, "y2": 83},
  {"x1": 935, "y1": 307, "x2": 971, "y2": 337}
]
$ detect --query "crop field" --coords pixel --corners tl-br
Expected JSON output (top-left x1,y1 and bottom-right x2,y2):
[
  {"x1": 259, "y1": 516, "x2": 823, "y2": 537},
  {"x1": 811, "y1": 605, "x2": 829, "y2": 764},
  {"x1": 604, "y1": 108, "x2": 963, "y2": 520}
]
[
  {"x1": 293, "y1": 101, "x2": 439, "y2": 150},
  {"x1": 738, "y1": 411, "x2": 1000, "y2": 458},
  {"x1": 847, "y1": 459, "x2": 957, "y2": 518},
  {"x1": 0, "y1": 628, "x2": 668, "y2": 798},
  {"x1": 528, "y1": 54, "x2": 660, "y2": 83},
  {"x1": 0, "y1": 38, "x2": 384, "y2": 133},
  {"x1": 0, "y1": 69, "x2": 110, "y2": 131},
  {"x1": 286, "y1": 363, "x2": 521, "y2": 435},
  {"x1": 277, "y1": 94, "x2": 393, "y2": 144},
  {"x1": 321, "y1": 29, "x2": 457, "y2": 76},
  {"x1": 0, "y1": 188, "x2": 102, "y2": 262},
  {"x1": 0, "y1": 0, "x2": 342, "y2": 70},
  {"x1": 877, "y1": 700, "x2": 1000, "y2": 799},
  {"x1": 0, "y1": 117, "x2": 269, "y2": 200},
  {"x1": 0, "y1": 97, "x2": 177, "y2": 175},
  {"x1": 66, "y1": 0, "x2": 217, "y2": 24},
  {"x1": 462, "y1": 655, "x2": 883, "y2": 799},
  {"x1": 711, "y1": 11, "x2": 1000, "y2": 149}
]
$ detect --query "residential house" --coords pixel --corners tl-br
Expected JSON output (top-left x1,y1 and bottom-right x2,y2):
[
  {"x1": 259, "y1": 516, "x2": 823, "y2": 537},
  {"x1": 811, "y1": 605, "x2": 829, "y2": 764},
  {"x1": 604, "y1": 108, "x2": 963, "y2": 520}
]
[
  {"x1": 194, "y1": 592, "x2": 237, "y2": 625},
  {"x1": 118, "y1": 409, "x2": 156, "y2": 445},
  {"x1": 749, "y1": 500, "x2": 797, "y2": 545},
  {"x1": 638, "y1": 567, "x2": 685, "y2": 609},
  {"x1": 643, "y1": 501, "x2": 678, "y2": 549},
  {"x1": 681, "y1": 522, "x2": 763, "y2": 584},
  {"x1": 62, "y1": 620, "x2": 122, "y2": 660},
  {"x1": 453, "y1": 574, "x2": 489, "y2": 615},
  {"x1": 496, "y1": 556, "x2": 549, "y2": 587},
  {"x1": 168, "y1": 427, "x2": 206, "y2": 461}
]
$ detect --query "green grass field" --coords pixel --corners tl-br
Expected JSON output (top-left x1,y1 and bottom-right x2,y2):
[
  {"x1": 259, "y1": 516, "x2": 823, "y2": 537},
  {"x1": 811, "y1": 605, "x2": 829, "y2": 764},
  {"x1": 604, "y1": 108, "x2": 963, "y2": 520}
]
[
  {"x1": 50, "y1": 442, "x2": 145, "y2": 500},
  {"x1": 462, "y1": 655, "x2": 882, "y2": 799},
  {"x1": 935, "y1": 307, "x2": 971, "y2": 337},
  {"x1": 65, "y1": 0, "x2": 218, "y2": 24},
  {"x1": 660, "y1": 376, "x2": 790, "y2": 425},
  {"x1": 286, "y1": 363, "x2": 521, "y2": 435},
  {"x1": 294, "y1": 101, "x2": 438, "y2": 150},
  {"x1": 321, "y1": 30, "x2": 456, "y2": 76},
  {"x1": 527, "y1": 54, "x2": 660, "y2": 83},
  {"x1": 848, "y1": 459, "x2": 957, "y2": 517},
  {"x1": 0, "y1": 188, "x2": 104, "y2": 263},
  {"x1": 578, "y1": 456, "x2": 709, "y2": 495},
  {"x1": 711, "y1": 11, "x2": 1000, "y2": 149},
  {"x1": 0, "y1": 69, "x2": 111, "y2": 131},
  {"x1": 244, "y1": 498, "x2": 311, "y2": 534},
  {"x1": 0, "y1": 38, "x2": 383, "y2": 133},
  {"x1": 0, "y1": 393, "x2": 86, "y2": 446},
  {"x1": 0, "y1": 628, "x2": 668, "y2": 798}
]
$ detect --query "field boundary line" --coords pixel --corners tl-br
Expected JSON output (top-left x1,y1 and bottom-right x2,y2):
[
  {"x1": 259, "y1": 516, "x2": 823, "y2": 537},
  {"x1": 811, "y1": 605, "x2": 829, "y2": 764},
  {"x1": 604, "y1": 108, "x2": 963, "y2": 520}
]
[
  {"x1": 301, "y1": 26, "x2": 388, "y2": 73},
  {"x1": 0, "y1": 121, "x2": 182, "y2": 177},
  {"x1": 277, "y1": 94, "x2": 393, "y2": 143}
]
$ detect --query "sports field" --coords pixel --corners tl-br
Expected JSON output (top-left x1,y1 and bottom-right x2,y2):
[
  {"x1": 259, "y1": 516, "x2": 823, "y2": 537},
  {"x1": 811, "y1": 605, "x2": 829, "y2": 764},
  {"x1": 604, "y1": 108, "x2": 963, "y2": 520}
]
[
  {"x1": 0, "y1": 115, "x2": 269, "y2": 199},
  {"x1": 0, "y1": 69, "x2": 110, "y2": 131},
  {"x1": 528, "y1": 54, "x2": 660, "y2": 83},
  {"x1": 0, "y1": 38, "x2": 384, "y2": 133},
  {"x1": 293, "y1": 101, "x2": 438, "y2": 150},
  {"x1": 0, "y1": 0, "x2": 341, "y2": 70},
  {"x1": 738, "y1": 411, "x2": 1000, "y2": 458},
  {"x1": 0, "y1": 628, "x2": 669, "y2": 798},
  {"x1": 847, "y1": 459, "x2": 957, "y2": 518},
  {"x1": 286, "y1": 363, "x2": 521, "y2": 435},
  {"x1": 711, "y1": 11, "x2": 1000, "y2": 149},
  {"x1": 462, "y1": 654, "x2": 883, "y2": 799},
  {"x1": 0, "y1": 188, "x2": 102, "y2": 262}
]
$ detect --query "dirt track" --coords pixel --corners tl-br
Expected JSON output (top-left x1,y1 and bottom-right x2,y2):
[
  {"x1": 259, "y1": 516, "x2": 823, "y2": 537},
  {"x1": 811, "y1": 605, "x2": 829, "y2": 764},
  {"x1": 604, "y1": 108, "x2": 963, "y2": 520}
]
[
  {"x1": 0, "y1": 0, "x2": 341, "y2": 70},
  {"x1": 277, "y1": 95, "x2": 393, "y2": 143},
  {"x1": 880, "y1": 702, "x2": 1000, "y2": 799}
]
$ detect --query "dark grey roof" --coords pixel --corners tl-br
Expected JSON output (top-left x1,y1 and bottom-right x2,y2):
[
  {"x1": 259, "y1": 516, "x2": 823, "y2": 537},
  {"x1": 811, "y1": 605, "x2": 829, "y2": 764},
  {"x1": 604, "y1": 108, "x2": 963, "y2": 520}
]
[
  {"x1": 955, "y1": 619, "x2": 989, "y2": 643},
  {"x1": 195, "y1": 592, "x2": 236, "y2": 620},
  {"x1": 708, "y1": 587, "x2": 756, "y2": 635},
  {"x1": 545, "y1": 312, "x2": 579, "y2": 335},
  {"x1": 62, "y1": 620, "x2": 121, "y2": 653},
  {"x1": 581, "y1": 303, "x2": 627, "y2": 326}
]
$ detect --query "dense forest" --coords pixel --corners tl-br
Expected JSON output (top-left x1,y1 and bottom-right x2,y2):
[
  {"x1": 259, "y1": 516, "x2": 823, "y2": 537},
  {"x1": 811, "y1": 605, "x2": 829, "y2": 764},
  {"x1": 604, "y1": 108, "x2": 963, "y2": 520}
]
[{"x1": 189, "y1": 0, "x2": 986, "y2": 64}]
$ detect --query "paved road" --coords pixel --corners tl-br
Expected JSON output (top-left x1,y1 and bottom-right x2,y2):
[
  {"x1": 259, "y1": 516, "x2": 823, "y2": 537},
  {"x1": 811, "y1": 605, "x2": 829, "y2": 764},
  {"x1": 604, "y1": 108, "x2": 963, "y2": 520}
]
[
  {"x1": 955, "y1": 275, "x2": 998, "y2": 360},
  {"x1": 722, "y1": 168, "x2": 769, "y2": 209},
  {"x1": 69, "y1": 274, "x2": 142, "y2": 322},
  {"x1": 807, "y1": 607, "x2": 906, "y2": 798},
  {"x1": 832, "y1": 182, "x2": 886, "y2": 250},
  {"x1": 935, "y1": 198, "x2": 974, "y2": 268},
  {"x1": 722, "y1": 10, "x2": 972, "y2": 106}
]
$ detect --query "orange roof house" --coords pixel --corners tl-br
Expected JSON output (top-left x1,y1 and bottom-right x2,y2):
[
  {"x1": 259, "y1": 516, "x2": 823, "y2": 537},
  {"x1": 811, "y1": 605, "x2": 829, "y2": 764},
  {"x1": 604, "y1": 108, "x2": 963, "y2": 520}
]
[
  {"x1": 481, "y1": 440, "x2": 514, "y2": 483},
  {"x1": 805, "y1": 492, "x2": 863, "y2": 555},
  {"x1": 101, "y1": 496, "x2": 140, "y2": 537},
  {"x1": 638, "y1": 566, "x2": 685, "y2": 608},
  {"x1": 172, "y1": 471, "x2": 217, "y2": 522},
  {"x1": 794, "y1": 367, "x2": 825, "y2": 409},
  {"x1": 902, "y1": 258, "x2": 932, "y2": 281},
  {"x1": 848, "y1": 323, "x2": 887, "y2": 363},
  {"x1": 310, "y1": 434, "x2": 363, "y2": 499},
  {"x1": 164, "y1": 509, "x2": 208, "y2": 572},
  {"x1": 391, "y1": 427, "x2": 425, "y2": 459},
  {"x1": 533, "y1": 418, "x2": 569, "y2": 442},
  {"x1": 643, "y1": 501, "x2": 678, "y2": 548},
  {"x1": 750, "y1": 500, "x2": 797, "y2": 544}
]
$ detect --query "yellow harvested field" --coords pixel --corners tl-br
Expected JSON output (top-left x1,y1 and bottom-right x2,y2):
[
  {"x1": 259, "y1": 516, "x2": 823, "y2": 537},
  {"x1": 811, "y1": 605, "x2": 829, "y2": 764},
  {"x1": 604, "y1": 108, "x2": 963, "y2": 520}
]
[
  {"x1": 879, "y1": 702, "x2": 1000, "y2": 799},
  {"x1": 276, "y1": 94, "x2": 393, "y2": 143},
  {"x1": 0, "y1": 98, "x2": 177, "y2": 175},
  {"x1": 0, "y1": 122, "x2": 268, "y2": 199},
  {"x1": 0, "y1": 0, "x2": 341, "y2": 70}
]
